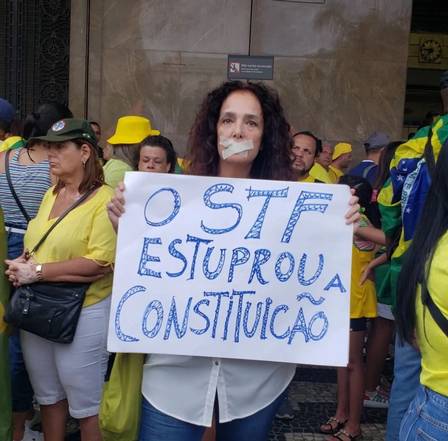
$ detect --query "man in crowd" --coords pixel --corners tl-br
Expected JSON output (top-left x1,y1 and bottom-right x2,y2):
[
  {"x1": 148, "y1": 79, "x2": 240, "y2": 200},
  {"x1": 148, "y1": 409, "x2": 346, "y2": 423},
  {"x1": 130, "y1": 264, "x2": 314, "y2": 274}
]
[
  {"x1": 90, "y1": 120, "x2": 104, "y2": 162},
  {"x1": 0, "y1": 98, "x2": 25, "y2": 152},
  {"x1": 0, "y1": 98, "x2": 14, "y2": 142},
  {"x1": 290, "y1": 131, "x2": 322, "y2": 183},
  {"x1": 276, "y1": 130, "x2": 324, "y2": 421},
  {"x1": 328, "y1": 142, "x2": 352, "y2": 183},
  {"x1": 89, "y1": 120, "x2": 102, "y2": 144},
  {"x1": 310, "y1": 141, "x2": 333, "y2": 184},
  {"x1": 348, "y1": 132, "x2": 389, "y2": 185}
]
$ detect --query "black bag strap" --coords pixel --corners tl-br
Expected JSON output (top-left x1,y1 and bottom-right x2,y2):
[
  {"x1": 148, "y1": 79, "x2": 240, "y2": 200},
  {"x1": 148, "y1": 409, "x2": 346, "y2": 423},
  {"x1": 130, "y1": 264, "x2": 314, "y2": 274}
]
[
  {"x1": 423, "y1": 284, "x2": 448, "y2": 338},
  {"x1": 5, "y1": 149, "x2": 31, "y2": 223},
  {"x1": 27, "y1": 187, "x2": 96, "y2": 257}
]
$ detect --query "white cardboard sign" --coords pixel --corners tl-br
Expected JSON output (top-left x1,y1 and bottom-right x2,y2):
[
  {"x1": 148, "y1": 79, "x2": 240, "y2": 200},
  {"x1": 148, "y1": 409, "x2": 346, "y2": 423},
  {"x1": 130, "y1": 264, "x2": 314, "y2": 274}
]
[{"x1": 108, "y1": 172, "x2": 352, "y2": 366}]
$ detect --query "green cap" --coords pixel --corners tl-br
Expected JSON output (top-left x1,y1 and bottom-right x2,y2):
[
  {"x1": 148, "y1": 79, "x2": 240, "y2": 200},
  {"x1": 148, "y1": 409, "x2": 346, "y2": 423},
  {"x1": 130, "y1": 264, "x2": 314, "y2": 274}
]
[{"x1": 30, "y1": 118, "x2": 98, "y2": 147}]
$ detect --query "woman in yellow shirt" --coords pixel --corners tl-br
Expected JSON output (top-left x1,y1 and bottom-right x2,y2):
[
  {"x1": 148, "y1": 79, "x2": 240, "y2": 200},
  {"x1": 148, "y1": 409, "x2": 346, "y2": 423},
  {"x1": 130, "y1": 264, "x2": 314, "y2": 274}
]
[
  {"x1": 103, "y1": 116, "x2": 160, "y2": 188},
  {"x1": 395, "y1": 140, "x2": 448, "y2": 441},
  {"x1": 6, "y1": 119, "x2": 116, "y2": 441}
]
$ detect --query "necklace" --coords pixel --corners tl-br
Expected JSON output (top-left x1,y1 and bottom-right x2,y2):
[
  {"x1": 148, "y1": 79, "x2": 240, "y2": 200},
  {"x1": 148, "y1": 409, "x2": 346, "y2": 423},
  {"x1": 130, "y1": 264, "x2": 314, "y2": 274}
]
[{"x1": 61, "y1": 187, "x2": 82, "y2": 201}]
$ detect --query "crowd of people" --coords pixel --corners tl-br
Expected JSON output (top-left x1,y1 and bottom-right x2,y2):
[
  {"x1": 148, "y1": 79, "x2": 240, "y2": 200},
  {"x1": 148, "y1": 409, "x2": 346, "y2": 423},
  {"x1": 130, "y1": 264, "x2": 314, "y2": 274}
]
[{"x1": 0, "y1": 71, "x2": 447, "y2": 441}]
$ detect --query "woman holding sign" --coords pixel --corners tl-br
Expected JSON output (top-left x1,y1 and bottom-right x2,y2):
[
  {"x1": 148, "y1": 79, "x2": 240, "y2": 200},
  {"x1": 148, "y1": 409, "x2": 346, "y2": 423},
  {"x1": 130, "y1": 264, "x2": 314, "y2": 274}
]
[{"x1": 107, "y1": 80, "x2": 360, "y2": 441}]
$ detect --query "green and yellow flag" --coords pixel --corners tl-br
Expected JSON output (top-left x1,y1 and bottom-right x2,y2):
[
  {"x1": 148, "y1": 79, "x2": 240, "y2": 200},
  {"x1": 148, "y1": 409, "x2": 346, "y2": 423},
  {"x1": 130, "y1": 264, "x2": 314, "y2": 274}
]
[
  {"x1": 377, "y1": 114, "x2": 448, "y2": 308},
  {"x1": 0, "y1": 208, "x2": 12, "y2": 441}
]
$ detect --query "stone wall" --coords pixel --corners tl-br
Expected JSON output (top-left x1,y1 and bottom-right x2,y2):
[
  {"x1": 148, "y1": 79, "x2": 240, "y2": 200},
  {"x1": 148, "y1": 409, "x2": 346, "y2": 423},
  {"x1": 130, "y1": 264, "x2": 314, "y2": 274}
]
[{"x1": 70, "y1": 0, "x2": 412, "y2": 158}]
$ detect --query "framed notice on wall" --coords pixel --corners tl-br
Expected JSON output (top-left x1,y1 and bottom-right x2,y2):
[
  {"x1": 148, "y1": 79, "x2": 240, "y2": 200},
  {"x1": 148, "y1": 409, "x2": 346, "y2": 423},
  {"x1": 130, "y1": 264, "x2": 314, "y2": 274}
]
[
  {"x1": 227, "y1": 55, "x2": 274, "y2": 81},
  {"x1": 273, "y1": 0, "x2": 326, "y2": 3}
]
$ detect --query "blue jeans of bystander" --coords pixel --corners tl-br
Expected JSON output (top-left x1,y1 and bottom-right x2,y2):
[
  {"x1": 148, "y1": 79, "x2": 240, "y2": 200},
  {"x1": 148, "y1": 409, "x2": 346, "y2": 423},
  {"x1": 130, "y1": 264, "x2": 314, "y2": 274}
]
[
  {"x1": 386, "y1": 336, "x2": 421, "y2": 441},
  {"x1": 7, "y1": 231, "x2": 34, "y2": 413},
  {"x1": 399, "y1": 384, "x2": 448, "y2": 440}
]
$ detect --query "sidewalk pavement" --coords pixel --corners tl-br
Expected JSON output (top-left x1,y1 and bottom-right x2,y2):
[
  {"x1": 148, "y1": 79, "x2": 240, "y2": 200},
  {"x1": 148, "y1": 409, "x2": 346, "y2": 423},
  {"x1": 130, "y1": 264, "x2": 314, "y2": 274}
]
[{"x1": 269, "y1": 366, "x2": 388, "y2": 441}]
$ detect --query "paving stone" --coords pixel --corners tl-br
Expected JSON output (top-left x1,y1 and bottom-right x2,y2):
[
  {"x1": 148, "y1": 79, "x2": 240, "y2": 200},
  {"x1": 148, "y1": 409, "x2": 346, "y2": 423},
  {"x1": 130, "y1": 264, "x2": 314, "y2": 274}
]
[
  {"x1": 269, "y1": 365, "x2": 388, "y2": 441},
  {"x1": 289, "y1": 381, "x2": 337, "y2": 403}
]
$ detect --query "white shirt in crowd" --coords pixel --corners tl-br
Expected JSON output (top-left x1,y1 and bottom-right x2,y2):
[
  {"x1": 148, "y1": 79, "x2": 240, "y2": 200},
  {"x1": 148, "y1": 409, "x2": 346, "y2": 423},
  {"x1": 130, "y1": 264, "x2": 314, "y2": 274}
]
[{"x1": 142, "y1": 354, "x2": 296, "y2": 426}]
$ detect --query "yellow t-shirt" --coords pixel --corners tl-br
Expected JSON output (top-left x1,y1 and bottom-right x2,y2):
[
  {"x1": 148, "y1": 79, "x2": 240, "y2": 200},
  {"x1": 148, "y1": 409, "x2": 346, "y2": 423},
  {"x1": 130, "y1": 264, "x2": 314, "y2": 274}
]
[
  {"x1": 103, "y1": 158, "x2": 133, "y2": 188},
  {"x1": 350, "y1": 246, "x2": 377, "y2": 319},
  {"x1": 328, "y1": 165, "x2": 343, "y2": 183},
  {"x1": 309, "y1": 163, "x2": 332, "y2": 184},
  {"x1": 24, "y1": 185, "x2": 116, "y2": 307},
  {"x1": 350, "y1": 215, "x2": 377, "y2": 319},
  {"x1": 299, "y1": 174, "x2": 321, "y2": 183},
  {"x1": 416, "y1": 231, "x2": 448, "y2": 396}
]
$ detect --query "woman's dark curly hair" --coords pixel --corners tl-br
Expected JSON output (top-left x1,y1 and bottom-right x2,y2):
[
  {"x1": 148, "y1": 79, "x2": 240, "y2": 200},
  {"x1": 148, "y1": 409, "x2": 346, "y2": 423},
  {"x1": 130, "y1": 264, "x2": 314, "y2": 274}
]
[{"x1": 185, "y1": 81, "x2": 294, "y2": 181}]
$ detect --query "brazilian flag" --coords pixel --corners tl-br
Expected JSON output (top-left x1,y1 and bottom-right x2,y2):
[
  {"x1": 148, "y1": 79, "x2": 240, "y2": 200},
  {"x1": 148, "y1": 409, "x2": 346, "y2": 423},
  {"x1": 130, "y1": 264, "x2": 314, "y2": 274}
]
[
  {"x1": 377, "y1": 114, "x2": 448, "y2": 309},
  {"x1": 0, "y1": 208, "x2": 12, "y2": 440}
]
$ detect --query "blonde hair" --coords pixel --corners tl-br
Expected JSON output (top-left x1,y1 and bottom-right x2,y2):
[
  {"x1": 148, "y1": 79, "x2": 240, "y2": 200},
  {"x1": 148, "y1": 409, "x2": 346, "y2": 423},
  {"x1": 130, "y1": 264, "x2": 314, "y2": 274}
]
[{"x1": 112, "y1": 143, "x2": 139, "y2": 169}]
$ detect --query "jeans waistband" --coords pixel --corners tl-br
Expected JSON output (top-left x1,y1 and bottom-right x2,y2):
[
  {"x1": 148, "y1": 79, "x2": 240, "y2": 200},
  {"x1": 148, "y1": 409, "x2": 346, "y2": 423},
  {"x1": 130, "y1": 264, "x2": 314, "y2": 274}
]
[
  {"x1": 425, "y1": 386, "x2": 448, "y2": 411},
  {"x1": 5, "y1": 223, "x2": 27, "y2": 234}
]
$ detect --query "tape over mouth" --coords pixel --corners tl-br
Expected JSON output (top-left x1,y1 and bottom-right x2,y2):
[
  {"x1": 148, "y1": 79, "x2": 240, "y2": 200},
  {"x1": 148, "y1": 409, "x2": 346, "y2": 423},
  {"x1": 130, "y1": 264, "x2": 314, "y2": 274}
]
[{"x1": 220, "y1": 138, "x2": 254, "y2": 160}]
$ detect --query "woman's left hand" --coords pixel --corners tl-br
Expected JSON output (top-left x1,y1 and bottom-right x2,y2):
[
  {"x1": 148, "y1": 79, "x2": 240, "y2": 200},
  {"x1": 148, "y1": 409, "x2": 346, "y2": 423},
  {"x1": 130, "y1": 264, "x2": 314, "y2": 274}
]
[
  {"x1": 345, "y1": 189, "x2": 360, "y2": 226},
  {"x1": 5, "y1": 260, "x2": 39, "y2": 287}
]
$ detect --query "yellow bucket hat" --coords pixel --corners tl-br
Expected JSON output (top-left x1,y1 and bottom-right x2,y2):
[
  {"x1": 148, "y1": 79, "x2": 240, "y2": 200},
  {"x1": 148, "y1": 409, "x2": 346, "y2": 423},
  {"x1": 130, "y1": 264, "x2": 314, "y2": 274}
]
[
  {"x1": 107, "y1": 115, "x2": 160, "y2": 145},
  {"x1": 332, "y1": 142, "x2": 352, "y2": 160}
]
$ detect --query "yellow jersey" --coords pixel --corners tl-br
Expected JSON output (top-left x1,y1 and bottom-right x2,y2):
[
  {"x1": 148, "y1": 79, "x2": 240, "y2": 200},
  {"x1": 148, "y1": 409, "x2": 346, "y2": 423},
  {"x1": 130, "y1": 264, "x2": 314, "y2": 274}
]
[
  {"x1": 328, "y1": 165, "x2": 343, "y2": 183},
  {"x1": 103, "y1": 158, "x2": 133, "y2": 188},
  {"x1": 309, "y1": 163, "x2": 332, "y2": 184},
  {"x1": 416, "y1": 231, "x2": 448, "y2": 396}
]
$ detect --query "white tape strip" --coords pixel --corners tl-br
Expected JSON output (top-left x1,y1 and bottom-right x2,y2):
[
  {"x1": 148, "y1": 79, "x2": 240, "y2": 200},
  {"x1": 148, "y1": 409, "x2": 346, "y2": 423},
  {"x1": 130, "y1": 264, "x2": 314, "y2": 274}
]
[{"x1": 220, "y1": 138, "x2": 254, "y2": 160}]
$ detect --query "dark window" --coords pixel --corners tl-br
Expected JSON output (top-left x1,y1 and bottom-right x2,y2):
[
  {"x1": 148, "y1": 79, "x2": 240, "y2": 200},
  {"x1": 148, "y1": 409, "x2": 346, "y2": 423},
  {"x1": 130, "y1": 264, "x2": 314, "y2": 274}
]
[{"x1": 0, "y1": 0, "x2": 71, "y2": 120}]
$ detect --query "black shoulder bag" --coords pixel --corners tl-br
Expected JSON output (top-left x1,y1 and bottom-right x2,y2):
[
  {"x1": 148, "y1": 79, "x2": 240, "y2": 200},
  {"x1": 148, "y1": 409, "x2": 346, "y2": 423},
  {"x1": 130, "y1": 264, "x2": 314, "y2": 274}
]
[
  {"x1": 422, "y1": 283, "x2": 448, "y2": 338},
  {"x1": 5, "y1": 188, "x2": 96, "y2": 344}
]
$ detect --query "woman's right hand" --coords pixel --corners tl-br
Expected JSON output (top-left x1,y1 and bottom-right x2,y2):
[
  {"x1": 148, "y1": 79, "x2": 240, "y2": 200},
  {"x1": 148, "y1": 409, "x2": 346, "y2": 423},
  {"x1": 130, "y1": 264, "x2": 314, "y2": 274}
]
[
  {"x1": 360, "y1": 262, "x2": 375, "y2": 285},
  {"x1": 107, "y1": 182, "x2": 126, "y2": 232}
]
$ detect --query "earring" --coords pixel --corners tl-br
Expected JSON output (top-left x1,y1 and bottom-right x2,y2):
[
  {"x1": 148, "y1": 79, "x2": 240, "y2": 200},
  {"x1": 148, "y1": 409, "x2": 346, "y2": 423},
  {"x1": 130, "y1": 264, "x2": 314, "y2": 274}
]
[{"x1": 82, "y1": 160, "x2": 86, "y2": 168}]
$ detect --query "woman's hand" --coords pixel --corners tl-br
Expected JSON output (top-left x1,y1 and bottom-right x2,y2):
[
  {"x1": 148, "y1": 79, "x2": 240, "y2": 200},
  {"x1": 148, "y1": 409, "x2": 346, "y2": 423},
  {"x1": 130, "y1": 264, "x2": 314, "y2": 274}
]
[
  {"x1": 360, "y1": 261, "x2": 375, "y2": 285},
  {"x1": 12, "y1": 251, "x2": 30, "y2": 264},
  {"x1": 345, "y1": 189, "x2": 360, "y2": 226},
  {"x1": 360, "y1": 253, "x2": 387, "y2": 285},
  {"x1": 5, "y1": 260, "x2": 39, "y2": 287},
  {"x1": 107, "y1": 182, "x2": 126, "y2": 232}
]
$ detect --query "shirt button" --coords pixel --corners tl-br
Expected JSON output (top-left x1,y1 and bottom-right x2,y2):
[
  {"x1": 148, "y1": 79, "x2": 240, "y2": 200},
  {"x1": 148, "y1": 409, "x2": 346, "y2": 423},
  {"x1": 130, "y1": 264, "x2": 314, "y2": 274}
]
[{"x1": 214, "y1": 360, "x2": 220, "y2": 366}]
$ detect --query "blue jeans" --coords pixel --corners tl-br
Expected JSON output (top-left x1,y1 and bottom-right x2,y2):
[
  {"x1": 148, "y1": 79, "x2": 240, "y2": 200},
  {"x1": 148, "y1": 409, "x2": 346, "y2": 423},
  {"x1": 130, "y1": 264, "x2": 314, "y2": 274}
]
[
  {"x1": 139, "y1": 392, "x2": 285, "y2": 441},
  {"x1": 399, "y1": 385, "x2": 448, "y2": 440},
  {"x1": 6, "y1": 231, "x2": 34, "y2": 413},
  {"x1": 386, "y1": 337, "x2": 421, "y2": 441},
  {"x1": 7, "y1": 230, "x2": 24, "y2": 260}
]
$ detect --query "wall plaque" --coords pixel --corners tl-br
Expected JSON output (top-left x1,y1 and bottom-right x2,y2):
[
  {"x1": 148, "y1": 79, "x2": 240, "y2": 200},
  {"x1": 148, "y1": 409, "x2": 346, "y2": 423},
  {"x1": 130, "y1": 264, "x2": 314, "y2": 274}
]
[{"x1": 227, "y1": 55, "x2": 274, "y2": 81}]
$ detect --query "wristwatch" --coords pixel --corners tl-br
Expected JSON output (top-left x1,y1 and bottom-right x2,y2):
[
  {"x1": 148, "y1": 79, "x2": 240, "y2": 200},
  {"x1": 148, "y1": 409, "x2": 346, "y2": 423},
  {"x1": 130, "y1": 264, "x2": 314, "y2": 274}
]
[{"x1": 35, "y1": 264, "x2": 43, "y2": 281}]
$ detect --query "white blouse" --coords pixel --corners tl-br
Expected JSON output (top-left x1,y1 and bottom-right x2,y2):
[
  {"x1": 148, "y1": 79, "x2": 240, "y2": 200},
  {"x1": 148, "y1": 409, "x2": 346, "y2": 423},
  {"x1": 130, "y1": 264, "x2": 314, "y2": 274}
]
[{"x1": 142, "y1": 354, "x2": 296, "y2": 427}]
